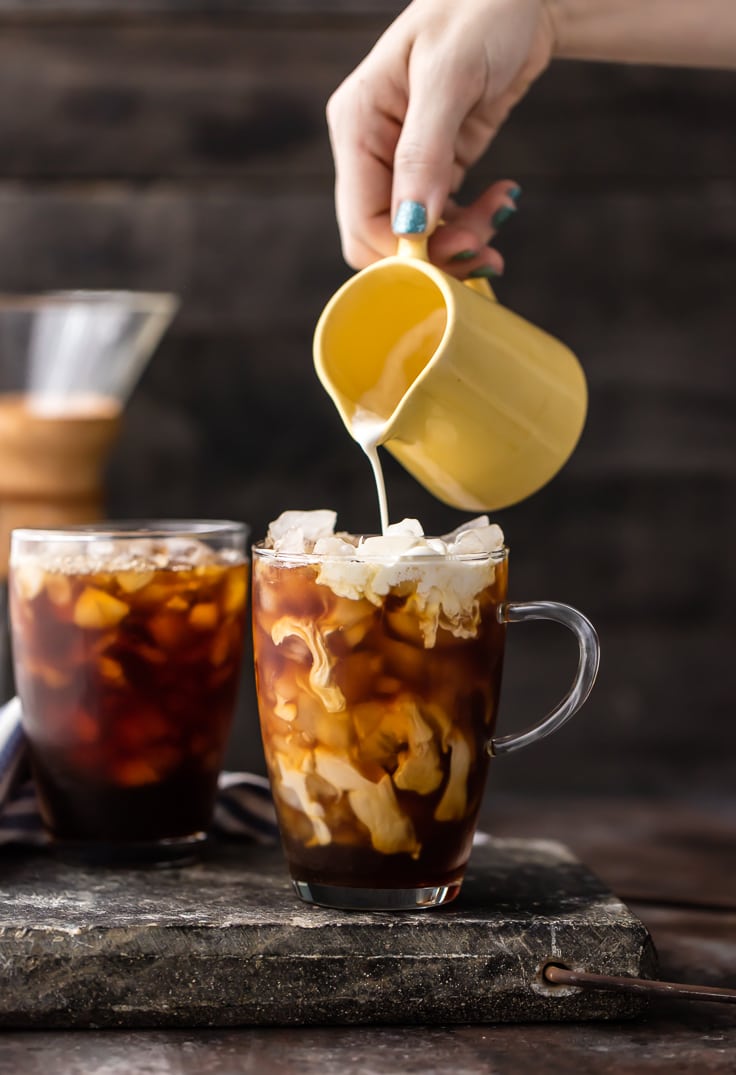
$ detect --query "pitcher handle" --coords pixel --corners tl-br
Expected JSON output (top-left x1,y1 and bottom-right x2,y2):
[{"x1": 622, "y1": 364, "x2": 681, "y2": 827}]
[
  {"x1": 489, "y1": 601, "x2": 600, "y2": 757},
  {"x1": 396, "y1": 235, "x2": 430, "y2": 261},
  {"x1": 463, "y1": 277, "x2": 497, "y2": 300},
  {"x1": 395, "y1": 236, "x2": 498, "y2": 301}
]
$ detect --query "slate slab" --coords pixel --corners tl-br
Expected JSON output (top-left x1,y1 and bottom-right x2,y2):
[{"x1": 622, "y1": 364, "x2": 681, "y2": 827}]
[{"x1": 0, "y1": 837, "x2": 657, "y2": 1028}]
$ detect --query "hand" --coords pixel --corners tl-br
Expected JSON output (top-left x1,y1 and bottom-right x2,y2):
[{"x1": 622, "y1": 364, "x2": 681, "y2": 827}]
[{"x1": 326, "y1": 0, "x2": 555, "y2": 276}]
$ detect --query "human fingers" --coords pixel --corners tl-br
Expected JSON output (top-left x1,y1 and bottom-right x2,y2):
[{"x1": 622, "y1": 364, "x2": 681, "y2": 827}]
[
  {"x1": 390, "y1": 32, "x2": 488, "y2": 238},
  {"x1": 428, "y1": 181, "x2": 521, "y2": 279},
  {"x1": 327, "y1": 66, "x2": 404, "y2": 268}
]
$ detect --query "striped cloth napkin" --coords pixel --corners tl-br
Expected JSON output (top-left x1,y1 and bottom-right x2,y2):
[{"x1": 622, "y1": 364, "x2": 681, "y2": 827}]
[{"x1": 0, "y1": 696, "x2": 279, "y2": 848}]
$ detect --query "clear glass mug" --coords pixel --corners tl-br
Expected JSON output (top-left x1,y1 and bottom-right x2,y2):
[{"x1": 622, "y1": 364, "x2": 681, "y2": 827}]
[
  {"x1": 252, "y1": 540, "x2": 599, "y2": 911},
  {"x1": 9, "y1": 521, "x2": 248, "y2": 866}
]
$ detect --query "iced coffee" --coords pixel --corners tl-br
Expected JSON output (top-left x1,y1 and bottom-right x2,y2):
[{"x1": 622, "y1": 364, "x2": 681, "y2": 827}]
[
  {"x1": 9, "y1": 521, "x2": 248, "y2": 865},
  {"x1": 252, "y1": 510, "x2": 508, "y2": 908}
]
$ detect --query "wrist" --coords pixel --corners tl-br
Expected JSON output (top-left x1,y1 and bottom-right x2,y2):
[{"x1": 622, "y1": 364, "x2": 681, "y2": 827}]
[
  {"x1": 543, "y1": 0, "x2": 634, "y2": 62},
  {"x1": 539, "y1": 0, "x2": 736, "y2": 68},
  {"x1": 543, "y1": 0, "x2": 606, "y2": 61},
  {"x1": 540, "y1": 0, "x2": 567, "y2": 59}
]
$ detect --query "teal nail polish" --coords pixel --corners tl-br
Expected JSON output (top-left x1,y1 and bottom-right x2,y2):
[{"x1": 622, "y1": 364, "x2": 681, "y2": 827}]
[
  {"x1": 450, "y1": 249, "x2": 477, "y2": 262},
  {"x1": 507, "y1": 185, "x2": 522, "y2": 202},
  {"x1": 491, "y1": 205, "x2": 516, "y2": 229},
  {"x1": 468, "y1": 265, "x2": 500, "y2": 279},
  {"x1": 393, "y1": 200, "x2": 427, "y2": 235}
]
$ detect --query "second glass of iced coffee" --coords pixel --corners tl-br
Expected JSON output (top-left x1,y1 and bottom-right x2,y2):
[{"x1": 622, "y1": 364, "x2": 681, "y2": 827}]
[
  {"x1": 9, "y1": 520, "x2": 248, "y2": 866},
  {"x1": 253, "y1": 511, "x2": 599, "y2": 910}
]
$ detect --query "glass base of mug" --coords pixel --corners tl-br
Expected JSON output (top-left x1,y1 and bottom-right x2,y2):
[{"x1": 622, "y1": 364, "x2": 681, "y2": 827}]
[
  {"x1": 292, "y1": 879, "x2": 462, "y2": 911},
  {"x1": 50, "y1": 831, "x2": 208, "y2": 869}
]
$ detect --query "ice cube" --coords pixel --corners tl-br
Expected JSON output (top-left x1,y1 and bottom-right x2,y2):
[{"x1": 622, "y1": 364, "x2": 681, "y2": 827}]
[
  {"x1": 442, "y1": 516, "x2": 490, "y2": 541},
  {"x1": 314, "y1": 749, "x2": 419, "y2": 856},
  {"x1": 73, "y1": 588, "x2": 130, "y2": 630},
  {"x1": 391, "y1": 706, "x2": 443, "y2": 795},
  {"x1": 340, "y1": 618, "x2": 374, "y2": 649},
  {"x1": 385, "y1": 518, "x2": 425, "y2": 538},
  {"x1": 271, "y1": 528, "x2": 307, "y2": 555},
  {"x1": 434, "y1": 731, "x2": 472, "y2": 821},
  {"x1": 275, "y1": 752, "x2": 332, "y2": 845},
  {"x1": 188, "y1": 602, "x2": 218, "y2": 630},
  {"x1": 98, "y1": 656, "x2": 126, "y2": 686},
  {"x1": 210, "y1": 624, "x2": 234, "y2": 667},
  {"x1": 357, "y1": 519, "x2": 426, "y2": 560},
  {"x1": 271, "y1": 616, "x2": 345, "y2": 713},
  {"x1": 12, "y1": 563, "x2": 45, "y2": 601},
  {"x1": 274, "y1": 691, "x2": 298, "y2": 723},
  {"x1": 313, "y1": 535, "x2": 357, "y2": 557},
  {"x1": 113, "y1": 759, "x2": 160, "y2": 787},
  {"x1": 45, "y1": 573, "x2": 72, "y2": 607},
  {"x1": 326, "y1": 596, "x2": 375, "y2": 647},
  {"x1": 222, "y1": 568, "x2": 247, "y2": 614},
  {"x1": 446, "y1": 519, "x2": 504, "y2": 555},
  {"x1": 148, "y1": 611, "x2": 188, "y2": 650},
  {"x1": 358, "y1": 534, "x2": 421, "y2": 558},
  {"x1": 116, "y1": 570, "x2": 155, "y2": 593},
  {"x1": 348, "y1": 776, "x2": 420, "y2": 856},
  {"x1": 89, "y1": 540, "x2": 117, "y2": 563},
  {"x1": 413, "y1": 537, "x2": 448, "y2": 556},
  {"x1": 315, "y1": 709, "x2": 352, "y2": 753},
  {"x1": 385, "y1": 603, "x2": 425, "y2": 648},
  {"x1": 267, "y1": 510, "x2": 337, "y2": 552},
  {"x1": 353, "y1": 699, "x2": 442, "y2": 795},
  {"x1": 313, "y1": 747, "x2": 371, "y2": 793},
  {"x1": 154, "y1": 537, "x2": 214, "y2": 567}
]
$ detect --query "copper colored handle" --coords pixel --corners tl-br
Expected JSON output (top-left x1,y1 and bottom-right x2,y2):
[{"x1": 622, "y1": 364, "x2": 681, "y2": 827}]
[{"x1": 544, "y1": 964, "x2": 736, "y2": 1006}]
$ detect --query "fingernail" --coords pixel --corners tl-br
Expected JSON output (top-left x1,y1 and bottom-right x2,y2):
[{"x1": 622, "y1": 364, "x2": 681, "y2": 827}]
[
  {"x1": 450, "y1": 249, "x2": 477, "y2": 262},
  {"x1": 468, "y1": 265, "x2": 501, "y2": 279},
  {"x1": 491, "y1": 205, "x2": 516, "y2": 229},
  {"x1": 393, "y1": 200, "x2": 427, "y2": 235},
  {"x1": 507, "y1": 185, "x2": 522, "y2": 202}
]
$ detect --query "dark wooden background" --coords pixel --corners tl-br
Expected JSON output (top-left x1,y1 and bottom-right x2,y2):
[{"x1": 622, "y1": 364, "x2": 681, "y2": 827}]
[{"x1": 0, "y1": 1, "x2": 733, "y2": 799}]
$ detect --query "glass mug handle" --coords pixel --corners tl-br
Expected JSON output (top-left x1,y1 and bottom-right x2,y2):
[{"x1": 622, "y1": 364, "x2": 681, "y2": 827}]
[{"x1": 489, "y1": 601, "x2": 600, "y2": 757}]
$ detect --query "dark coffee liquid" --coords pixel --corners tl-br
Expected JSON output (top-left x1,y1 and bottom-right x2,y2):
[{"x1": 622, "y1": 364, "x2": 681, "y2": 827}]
[
  {"x1": 10, "y1": 557, "x2": 247, "y2": 846},
  {"x1": 30, "y1": 754, "x2": 219, "y2": 842},
  {"x1": 280, "y1": 809, "x2": 478, "y2": 890}
]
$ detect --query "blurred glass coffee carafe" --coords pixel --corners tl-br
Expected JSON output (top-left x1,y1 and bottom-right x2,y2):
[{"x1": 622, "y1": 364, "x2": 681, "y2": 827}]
[{"x1": 0, "y1": 291, "x2": 178, "y2": 698}]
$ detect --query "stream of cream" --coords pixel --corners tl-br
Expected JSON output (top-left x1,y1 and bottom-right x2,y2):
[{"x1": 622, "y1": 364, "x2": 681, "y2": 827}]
[{"x1": 351, "y1": 407, "x2": 391, "y2": 536}]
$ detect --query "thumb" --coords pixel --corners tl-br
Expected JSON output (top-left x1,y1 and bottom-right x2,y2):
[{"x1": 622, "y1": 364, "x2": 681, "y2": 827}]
[{"x1": 391, "y1": 63, "x2": 474, "y2": 237}]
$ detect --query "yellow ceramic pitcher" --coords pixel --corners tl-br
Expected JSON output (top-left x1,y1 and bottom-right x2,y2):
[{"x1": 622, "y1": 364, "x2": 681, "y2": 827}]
[{"x1": 313, "y1": 236, "x2": 587, "y2": 511}]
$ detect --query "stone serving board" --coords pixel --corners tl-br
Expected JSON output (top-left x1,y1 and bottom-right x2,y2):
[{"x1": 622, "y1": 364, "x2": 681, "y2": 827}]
[{"x1": 0, "y1": 837, "x2": 657, "y2": 1028}]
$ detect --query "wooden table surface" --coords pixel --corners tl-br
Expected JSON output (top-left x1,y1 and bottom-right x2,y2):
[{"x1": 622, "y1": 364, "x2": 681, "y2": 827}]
[{"x1": 1, "y1": 794, "x2": 734, "y2": 1074}]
